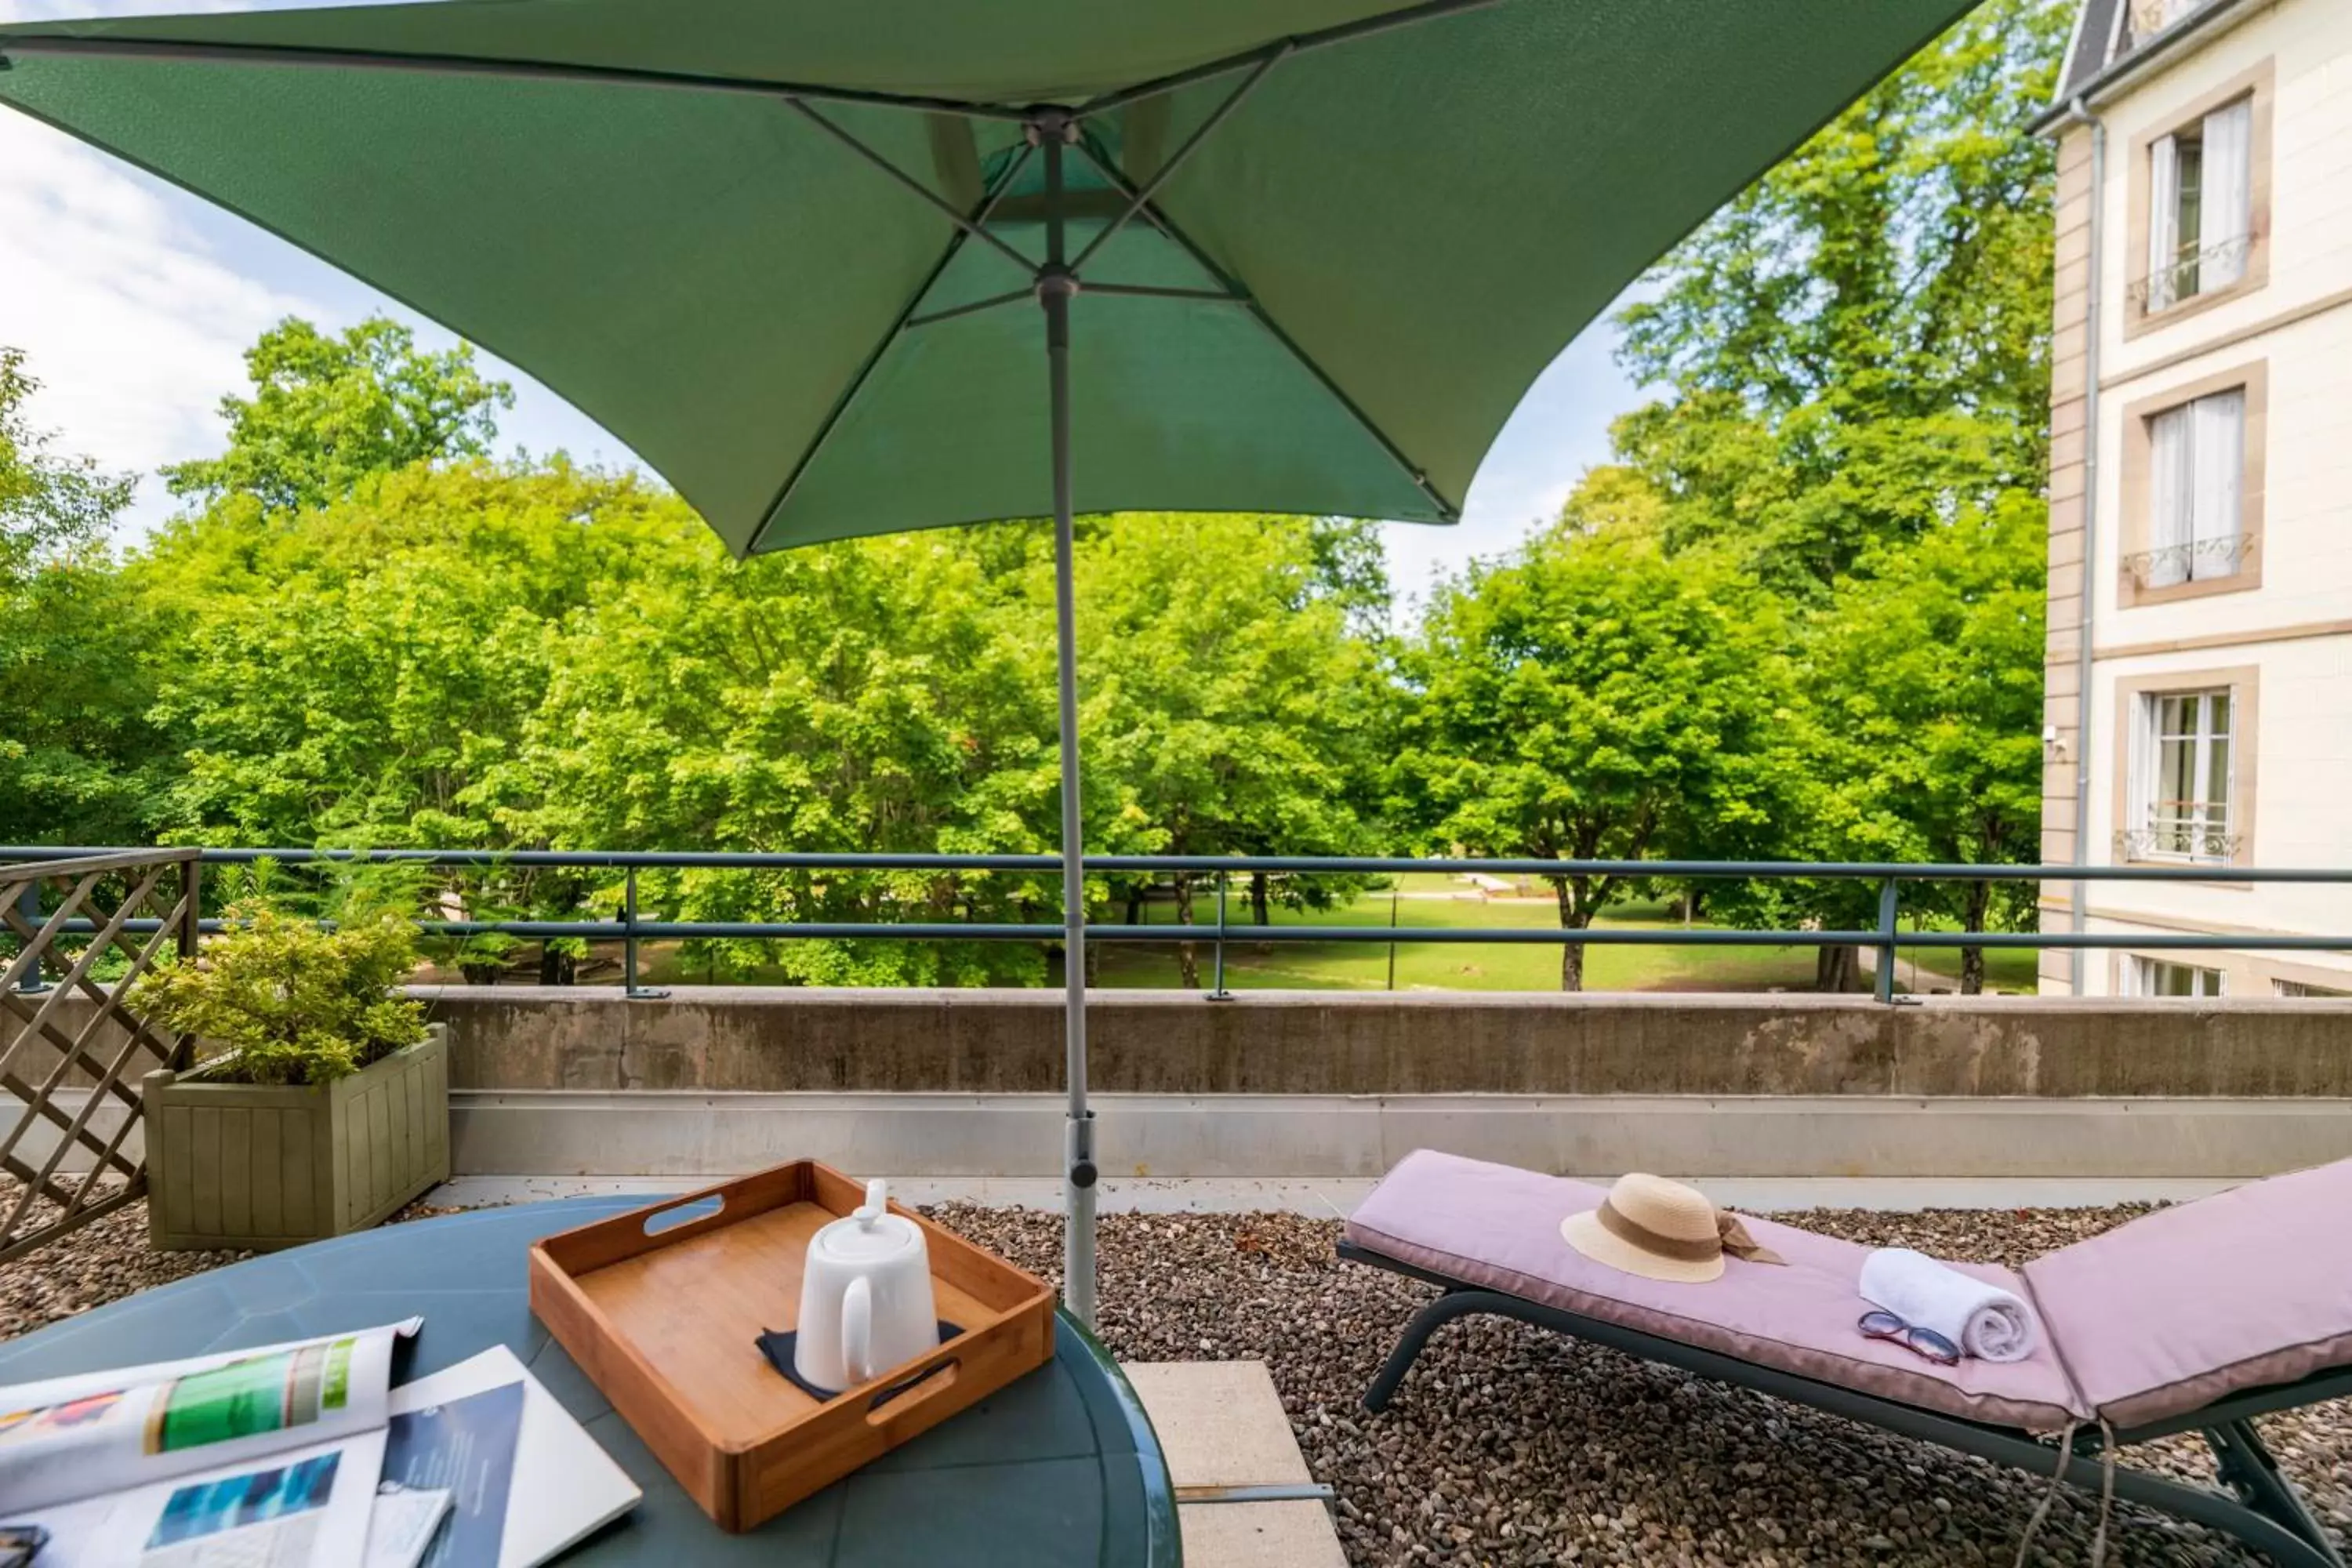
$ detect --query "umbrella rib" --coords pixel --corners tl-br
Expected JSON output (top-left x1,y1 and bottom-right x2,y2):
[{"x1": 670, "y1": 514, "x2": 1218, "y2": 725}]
[
  {"x1": 1067, "y1": 141, "x2": 1459, "y2": 522},
  {"x1": 905, "y1": 288, "x2": 1033, "y2": 329},
  {"x1": 780, "y1": 96, "x2": 1040, "y2": 274},
  {"x1": 1074, "y1": 0, "x2": 1509, "y2": 119},
  {"x1": 743, "y1": 144, "x2": 1039, "y2": 554},
  {"x1": 0, "y1": 35, "x2": 1034, "y2": 122},
  {"x1": 1067, "y1": 45, "x2": 1288, "y2": 276},
  {"x1": 1080, "y1": 284, "x2": 1249, "y2": 305}
]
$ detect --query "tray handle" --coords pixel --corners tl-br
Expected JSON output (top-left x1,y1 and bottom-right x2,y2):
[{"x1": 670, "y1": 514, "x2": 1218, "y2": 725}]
[
  {"x1": 865, "y1": 1349, "x2": 963, "y2": 1427},
  {"x1": 635, "y1": 1189, "x2": 729, "y2": 1240}
]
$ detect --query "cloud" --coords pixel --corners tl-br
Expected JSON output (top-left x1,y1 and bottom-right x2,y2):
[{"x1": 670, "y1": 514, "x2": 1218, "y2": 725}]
[{"x1": 0, "y1": 110, "x2": 309, "y2": 529}]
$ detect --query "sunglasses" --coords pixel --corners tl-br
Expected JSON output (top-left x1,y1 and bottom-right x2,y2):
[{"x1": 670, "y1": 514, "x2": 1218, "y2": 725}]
[{"x1": 1858, "y1": 1308, "x2": 1961, "y2": 1367}]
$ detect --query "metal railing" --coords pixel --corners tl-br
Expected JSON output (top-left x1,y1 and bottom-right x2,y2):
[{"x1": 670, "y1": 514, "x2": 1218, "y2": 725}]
[
  {"x1": 2129, "y1": 233, "x2": 2253, "y2": 311},
  {"x1": 6, "y1": 845, "x2": 2352, "y2": 1007},
  {"x1": 0, "y1": 849, "x2": 200, "y2": 1261},
  {"x1": 2122, "y1": 534, "x2": 2253, "y2": 590}
]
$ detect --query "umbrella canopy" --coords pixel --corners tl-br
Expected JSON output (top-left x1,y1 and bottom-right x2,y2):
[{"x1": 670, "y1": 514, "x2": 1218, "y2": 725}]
[
  {"x1": 0, "y1": 0, "x2": 1969, "y2": 552},
  {"x1": 1, "y1": 0, "x2": 1973, "y2": 1321}
]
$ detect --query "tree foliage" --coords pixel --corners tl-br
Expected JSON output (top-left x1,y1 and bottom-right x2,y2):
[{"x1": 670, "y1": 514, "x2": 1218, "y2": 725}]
[
  {"x1": 1610, "y1": 0, "x2": 2064, "y2": 589},
  {"x1": 1392, "y1": 527, "x2": 1782, "y2": 989},
  {"x1": 1, "y1": 350, "x2": 176, "y2": 846},
  {"x1": 8, "y1": 0, "x2": 2068, "y2": 994},
  {"x1": 160, "y1": 318, "x2": 511, "y2": 514},
  {"x1": 1539, "y1": 0, "x2": 2067, "y2": 989}
]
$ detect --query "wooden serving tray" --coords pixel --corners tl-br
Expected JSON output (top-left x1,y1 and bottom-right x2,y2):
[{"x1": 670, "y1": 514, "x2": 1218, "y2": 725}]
[{"x1": 528, "y1": 1160, "x2": 1055, "y2": 1531}]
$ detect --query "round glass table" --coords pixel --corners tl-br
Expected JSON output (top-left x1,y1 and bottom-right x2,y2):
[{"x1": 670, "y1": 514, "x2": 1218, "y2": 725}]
[{"x1": 0, "y1": 1196, "x2": 1180, "y2": 1566}]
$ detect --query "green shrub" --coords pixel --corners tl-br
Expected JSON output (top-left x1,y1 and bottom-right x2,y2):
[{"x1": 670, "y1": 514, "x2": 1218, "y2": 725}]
[{"x1": 134, "y1": 903, "x2": 428, "y2": 1086}]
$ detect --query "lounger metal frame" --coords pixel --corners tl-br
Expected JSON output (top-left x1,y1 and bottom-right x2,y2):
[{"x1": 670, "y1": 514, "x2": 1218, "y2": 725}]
[{"x1": 1339, "y1": 1241, "x2": 2351, "y2": 1568}]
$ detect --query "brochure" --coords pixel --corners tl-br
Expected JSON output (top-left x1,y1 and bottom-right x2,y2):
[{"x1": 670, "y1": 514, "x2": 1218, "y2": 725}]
[{"x1": 0, "y1": 1321, "x2": 419, "y2": 1567}]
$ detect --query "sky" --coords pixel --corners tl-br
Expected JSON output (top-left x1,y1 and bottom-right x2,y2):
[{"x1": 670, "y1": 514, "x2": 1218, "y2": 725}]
[{"x1": 0, "y1": 0, "x2": 1639, "y2": 611}]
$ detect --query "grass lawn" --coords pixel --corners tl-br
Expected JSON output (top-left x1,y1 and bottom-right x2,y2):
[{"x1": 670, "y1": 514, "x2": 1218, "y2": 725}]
[
  {"x1": 617, "y1": 872, "x2": 2042, "y2": 993},
  {"x1": 1093, "y1": 879, "x2": 1826, "y2": 993}
]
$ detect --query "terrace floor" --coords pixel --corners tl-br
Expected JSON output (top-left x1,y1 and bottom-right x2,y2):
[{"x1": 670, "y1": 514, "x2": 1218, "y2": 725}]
[{"x1": 4, "y1": 1184, "x2": 2346, "y2": 1566}]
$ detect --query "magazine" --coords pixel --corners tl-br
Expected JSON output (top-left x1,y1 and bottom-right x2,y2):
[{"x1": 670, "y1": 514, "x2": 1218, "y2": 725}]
[
  {"x1": 382, "y1": 1347, "x2": 640, "y2": 1567},
  {"x1": 0, "y1": 1326, "x2": 637, "y2": 1568},
  {"x1": 0, "y1": 1320, "x2": 419, "y2": 1567}
]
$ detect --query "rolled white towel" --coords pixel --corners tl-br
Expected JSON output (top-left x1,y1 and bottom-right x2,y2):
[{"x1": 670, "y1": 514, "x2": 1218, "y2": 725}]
[{"x1": 1858, "y1": 1247, "x2": 2038, "y2": 1363}]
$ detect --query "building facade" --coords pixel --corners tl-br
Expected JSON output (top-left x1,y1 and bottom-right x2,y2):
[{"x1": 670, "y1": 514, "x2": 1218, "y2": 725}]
[{"x1": 2039, "y1": 0, "x2": 2352, "y2": 996}]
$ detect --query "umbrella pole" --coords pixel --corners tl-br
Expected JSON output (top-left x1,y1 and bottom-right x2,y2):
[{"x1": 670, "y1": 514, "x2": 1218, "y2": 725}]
[{"x1": 1036, "y1": 115, "x2": 1098, "y2": 1329}]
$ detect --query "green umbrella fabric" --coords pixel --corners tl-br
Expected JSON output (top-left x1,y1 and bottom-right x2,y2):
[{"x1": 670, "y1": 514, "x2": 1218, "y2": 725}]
[{"x1": 0, "y1": 0, "x2": 1972, "y2": 555}]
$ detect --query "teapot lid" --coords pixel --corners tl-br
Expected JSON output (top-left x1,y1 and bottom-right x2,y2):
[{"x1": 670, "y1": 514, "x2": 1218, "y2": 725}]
[{"x1": 811, "y1": 1178, "x2": 923, "y2": 1263}]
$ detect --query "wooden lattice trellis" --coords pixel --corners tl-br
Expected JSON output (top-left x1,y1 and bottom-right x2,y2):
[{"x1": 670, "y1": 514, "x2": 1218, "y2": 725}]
[{"x1": 0, "y1": 848, "x2": 201, "y2": 1263}]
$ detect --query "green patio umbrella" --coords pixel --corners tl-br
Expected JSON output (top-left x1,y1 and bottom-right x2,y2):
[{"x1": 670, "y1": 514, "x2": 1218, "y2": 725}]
[{"x1": 0, "y1": 0, "x2": 1970, "y2": 1324}]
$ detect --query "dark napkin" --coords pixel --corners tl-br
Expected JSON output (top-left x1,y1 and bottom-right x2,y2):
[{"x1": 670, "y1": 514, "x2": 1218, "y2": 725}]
[{"x1": 756, "y1": 1321, "x2": 964, "y2": 1401}]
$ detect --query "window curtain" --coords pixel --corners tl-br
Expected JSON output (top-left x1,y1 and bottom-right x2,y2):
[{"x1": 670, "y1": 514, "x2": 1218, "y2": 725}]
[
  {"x1": 2189, "y1": 389, "x2": 2245, "y2": 577},
  {"x1": 2201, "y1": 98, "x2": 2253, "y2": 287},
  {"x1": 2147, "y1": 405, "x2": 2192, "y2": 585},
  {"x1": 2127, "y1": 692, "x2": 2161, "y2": 838},
  {"x1": 2147, "y1": 132, "x2": 2180, "y2": 308},
  {"x1": 2122, "y1": 956, "x2": 2149, "y2": 998}
]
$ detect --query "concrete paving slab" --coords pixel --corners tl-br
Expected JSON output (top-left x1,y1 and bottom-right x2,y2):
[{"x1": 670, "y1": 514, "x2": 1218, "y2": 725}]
[
  {"x1": 1177, "y1": 1501, "x2": 1348, "y2": 1568},
  {"x1": 1122, "y1": 1362, "x2": 1312, "y2": 1490}
]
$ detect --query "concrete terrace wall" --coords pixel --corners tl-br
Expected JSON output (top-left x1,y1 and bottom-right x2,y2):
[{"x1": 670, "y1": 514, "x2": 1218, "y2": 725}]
[
  {"x1": 20, "y1": 988, "x2": 2352, "y2": 1179},
  {"x1": 411, "y1": 985, "x2": 2352, "y2": 1098}
]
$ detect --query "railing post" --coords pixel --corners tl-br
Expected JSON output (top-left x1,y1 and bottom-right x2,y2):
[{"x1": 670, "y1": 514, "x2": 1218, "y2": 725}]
[
  {"x1": 14, "y1": 879, "x2": 47, "y2": 996},
  {"x1": 1207, "y1": 869, "x2": 1232, "y2": 1001},
  {"x1": 1875, "y1": 878, "x2": 1900, "y2": 1004},
  {"x1": 1387, "y1": 884, "x2": 1400, "y2": 991},
  {"x1": 179, "y1": 855, "x2": 201, "y2": 962},
  {"x1": 623, "y1": 867, "x2": 669, "y2": 1000}
]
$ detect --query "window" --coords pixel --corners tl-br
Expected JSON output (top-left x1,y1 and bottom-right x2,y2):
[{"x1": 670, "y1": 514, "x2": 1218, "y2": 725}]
[
  {"x1": 2147, "y1": 96, "x2": 2251, "y2": 312},
  {"x1": 2129, "y1": 957, "x2": 2223, "y2": 997},
  {"x1": 2128, "y1": 0, "x2": 2201, "y2": 41},
  {"x1": 2276, "y1": 980, "x2": 2350, "y2": 998},
  {"x1": 2118, "y1": 363, "x2": 2265, "y2": 604},
  {"x1": 2124, "y1": 688, "x2": 2234, "y2": 862},
  {"x1": 2135, "y1": 389, "x2": 2245, "y2": 587}
]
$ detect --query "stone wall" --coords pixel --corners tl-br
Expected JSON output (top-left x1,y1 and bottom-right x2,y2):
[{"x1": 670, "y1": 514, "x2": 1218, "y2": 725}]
[{"x1": 400, "y1": 985, "x2": 2352, "y2": 1098}]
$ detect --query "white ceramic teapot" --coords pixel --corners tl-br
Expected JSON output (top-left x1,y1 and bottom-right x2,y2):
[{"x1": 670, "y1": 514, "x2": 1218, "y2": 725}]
[{"x1": 794, "y1": 1178, "x2": 940, "y2": 1392}]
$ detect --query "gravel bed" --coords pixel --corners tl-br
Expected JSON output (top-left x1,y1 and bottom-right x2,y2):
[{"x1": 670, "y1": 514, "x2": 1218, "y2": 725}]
[
  {"x1": 924, "y1": 1201, "x2": 2350, "y2": 1568},
  {"x1": 5, "y1": 1192, "x2": 2345, "y2": 1566}
]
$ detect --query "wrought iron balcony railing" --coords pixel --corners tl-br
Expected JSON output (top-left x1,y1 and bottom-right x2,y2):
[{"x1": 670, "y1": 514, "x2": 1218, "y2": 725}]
[
  {"x1": 2130, "y1": 233, "x2": 2253, "y2": 312},
  {"x1": 2115, "y1": 820, "x2": 2240, "y2": 865},
  {"x1": 2122, "y1": 534, "x2": 2252, "y2": 590}
]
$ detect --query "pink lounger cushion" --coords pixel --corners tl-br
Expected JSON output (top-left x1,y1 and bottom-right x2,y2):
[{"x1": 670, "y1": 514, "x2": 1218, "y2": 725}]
[
  {"x1": 2025, "y1": 1157, "x2": 2352, "y2": 1428},
  {"x1": 1345, "y1": 1149, "x2": 2088, "y2": 1428}
]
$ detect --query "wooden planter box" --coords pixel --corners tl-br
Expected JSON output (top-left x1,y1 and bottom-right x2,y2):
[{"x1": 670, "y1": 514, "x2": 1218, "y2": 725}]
[{"x1": 143, "y1": 1023, "x2": 450, "y2": 1251}]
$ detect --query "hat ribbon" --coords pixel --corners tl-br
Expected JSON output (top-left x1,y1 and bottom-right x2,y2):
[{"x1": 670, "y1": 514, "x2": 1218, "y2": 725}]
[{"x1": 1594, "y1": 1200, "x2": 1787, "y2": 1267}]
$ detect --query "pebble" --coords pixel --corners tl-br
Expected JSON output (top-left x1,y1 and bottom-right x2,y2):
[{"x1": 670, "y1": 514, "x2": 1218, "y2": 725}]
[{"x1": 928, "y1": 1200, "x2": 2349, "y2": 1567}]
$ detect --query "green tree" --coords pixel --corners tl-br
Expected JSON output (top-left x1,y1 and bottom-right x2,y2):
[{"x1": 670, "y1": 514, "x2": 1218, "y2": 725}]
[
  {"x1": 161, "y1": 317, "x2": 512, "y2": 514},
  {"x1": 1547, "y1": 0, "x2": 2067, "y2": 988},
  {"x1": 1806, "y1": 495, "x2": 2048, "y2": 990},
  {"x1": 1391, "y1": 525, "x2": 1780, "y2": 990},
  {"x1": 0, "y1": 348, "x2": 177, "y2": 846},
  {"x1": 491, "y1": 517, "x2": 1057, "y2": 986},
  {"x1": 1607, "y1": 0, "x2": 2064, "y2": 591},
  {"x1": 140, "y1": 461, "x2": 683, "y2": 850},
  {"x1": 137, "y1": 459, "x2": 696, "y2": 980},
  {"x1": 1073, "y1": 514, "x2": 1388, "y2": 985}
]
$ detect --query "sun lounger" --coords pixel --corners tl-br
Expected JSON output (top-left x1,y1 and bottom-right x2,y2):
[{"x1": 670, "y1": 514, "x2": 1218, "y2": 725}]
[{"x1": 1339, "y1": 1150, "x2": 2352, "y2": 1568}]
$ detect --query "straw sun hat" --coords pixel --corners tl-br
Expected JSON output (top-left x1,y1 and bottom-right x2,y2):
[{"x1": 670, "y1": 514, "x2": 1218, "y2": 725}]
[{"x1": 1560, "y1": 1173, "x2": 1783, "y2": 1283}]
